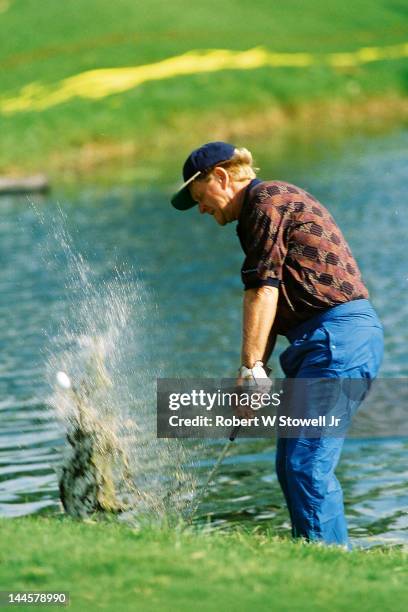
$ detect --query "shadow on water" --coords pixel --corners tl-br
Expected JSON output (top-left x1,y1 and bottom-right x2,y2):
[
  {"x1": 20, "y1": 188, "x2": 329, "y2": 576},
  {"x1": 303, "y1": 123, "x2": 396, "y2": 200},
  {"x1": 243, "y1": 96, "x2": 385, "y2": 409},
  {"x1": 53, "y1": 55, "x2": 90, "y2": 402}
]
[{"x1": 0, "y1": 130, "x2": 407, "y2": 547}]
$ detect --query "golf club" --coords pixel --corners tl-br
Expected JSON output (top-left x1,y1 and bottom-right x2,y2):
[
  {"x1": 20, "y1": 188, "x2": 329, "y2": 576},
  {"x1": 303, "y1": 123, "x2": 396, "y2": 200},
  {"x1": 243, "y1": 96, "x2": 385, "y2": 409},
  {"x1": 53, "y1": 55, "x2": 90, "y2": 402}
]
[{"x1": 185, "y1": 423, "x2": 240, "y2": 524}]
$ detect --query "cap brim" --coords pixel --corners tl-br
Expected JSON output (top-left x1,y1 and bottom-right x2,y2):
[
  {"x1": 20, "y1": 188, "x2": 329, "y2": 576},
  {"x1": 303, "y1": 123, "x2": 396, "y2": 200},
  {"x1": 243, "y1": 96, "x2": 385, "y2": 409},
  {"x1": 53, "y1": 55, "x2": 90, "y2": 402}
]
[{"x1": 171, "y1": 171, "x2": 201, "y2": 210}]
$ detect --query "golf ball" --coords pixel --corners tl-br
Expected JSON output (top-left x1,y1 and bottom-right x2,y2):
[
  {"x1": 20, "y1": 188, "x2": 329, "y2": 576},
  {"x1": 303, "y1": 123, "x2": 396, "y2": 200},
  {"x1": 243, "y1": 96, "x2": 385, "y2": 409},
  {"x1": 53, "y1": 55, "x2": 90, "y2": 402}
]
[{"x1": 56, "y1": 371, "x2": 72, "y2": 390}]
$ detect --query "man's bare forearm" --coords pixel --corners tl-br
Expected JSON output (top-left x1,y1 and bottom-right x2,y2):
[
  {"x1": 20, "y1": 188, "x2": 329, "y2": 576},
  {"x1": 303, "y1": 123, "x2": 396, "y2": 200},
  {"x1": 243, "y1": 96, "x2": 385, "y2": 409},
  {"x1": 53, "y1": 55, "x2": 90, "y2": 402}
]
[
  {"x1": 262, "y1": 329, "x2": 277, "y2": 365},
  {"x1": 241, "y1": 285, "x2": 279, "y2": 367}
]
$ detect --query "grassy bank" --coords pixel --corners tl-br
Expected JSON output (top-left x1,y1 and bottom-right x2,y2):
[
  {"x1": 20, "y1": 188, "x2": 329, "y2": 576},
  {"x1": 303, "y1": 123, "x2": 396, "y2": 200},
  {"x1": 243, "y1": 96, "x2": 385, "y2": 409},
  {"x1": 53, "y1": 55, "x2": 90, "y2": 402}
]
[
  {"x1": 0, "y1": 517, "x2": 407, "y2": 611},
  {"x1": 0, "y1": 1, "x2": 408, "y2": 182}
]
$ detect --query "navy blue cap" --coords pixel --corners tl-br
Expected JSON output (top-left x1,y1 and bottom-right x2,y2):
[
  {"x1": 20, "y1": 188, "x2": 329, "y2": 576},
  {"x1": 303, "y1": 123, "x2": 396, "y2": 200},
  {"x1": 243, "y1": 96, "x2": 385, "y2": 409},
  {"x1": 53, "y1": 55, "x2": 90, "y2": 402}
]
[{"x1": 171, "y1": 141, "x2": 235, "y2": 210}]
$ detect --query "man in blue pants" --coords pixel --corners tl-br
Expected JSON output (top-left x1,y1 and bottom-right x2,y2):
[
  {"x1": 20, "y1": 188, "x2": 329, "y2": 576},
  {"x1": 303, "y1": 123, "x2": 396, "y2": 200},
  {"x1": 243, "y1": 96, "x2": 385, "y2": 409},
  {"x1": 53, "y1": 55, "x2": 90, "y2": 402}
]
[{"x1": 171, "y1": 141, "x2": 384, "y2": 546}]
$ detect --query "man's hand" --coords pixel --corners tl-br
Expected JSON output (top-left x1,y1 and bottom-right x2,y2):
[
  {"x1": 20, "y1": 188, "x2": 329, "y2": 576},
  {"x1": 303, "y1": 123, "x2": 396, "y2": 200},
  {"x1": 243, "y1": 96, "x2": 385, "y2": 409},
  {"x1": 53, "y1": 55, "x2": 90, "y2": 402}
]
[
  {"x1": 238, "y1": 361, "x2": 272, "y2": 384},
  {"x1": 237, "y1": 360, "x2": 272, "y2": 395},
  {"x1": 235, "y1": 360, "x2": 272, "y2": 419}
]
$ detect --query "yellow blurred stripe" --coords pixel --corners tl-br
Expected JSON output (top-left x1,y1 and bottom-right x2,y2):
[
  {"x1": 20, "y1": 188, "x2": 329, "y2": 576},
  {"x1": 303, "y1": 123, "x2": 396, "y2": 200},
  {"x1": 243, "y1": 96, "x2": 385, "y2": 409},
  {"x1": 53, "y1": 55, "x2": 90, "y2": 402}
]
[{"x1": 1, "y1": 43, "x2": 407, "y2": 114}]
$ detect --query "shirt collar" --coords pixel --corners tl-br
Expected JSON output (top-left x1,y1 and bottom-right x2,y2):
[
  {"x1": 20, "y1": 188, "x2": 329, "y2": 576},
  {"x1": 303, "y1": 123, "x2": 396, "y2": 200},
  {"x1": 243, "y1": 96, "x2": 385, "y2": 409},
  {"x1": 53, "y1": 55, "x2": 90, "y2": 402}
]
[{"x1": 239, "y1": 178, "x2": 262, "y2": 221}]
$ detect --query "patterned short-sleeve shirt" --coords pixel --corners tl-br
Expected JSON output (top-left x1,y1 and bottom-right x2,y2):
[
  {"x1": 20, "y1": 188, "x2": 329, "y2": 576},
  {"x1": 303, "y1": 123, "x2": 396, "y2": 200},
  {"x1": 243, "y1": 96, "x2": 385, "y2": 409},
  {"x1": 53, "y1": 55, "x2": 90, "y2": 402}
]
[{"x1": 236, "y1": 179, "x2": 369, "y2": 335}]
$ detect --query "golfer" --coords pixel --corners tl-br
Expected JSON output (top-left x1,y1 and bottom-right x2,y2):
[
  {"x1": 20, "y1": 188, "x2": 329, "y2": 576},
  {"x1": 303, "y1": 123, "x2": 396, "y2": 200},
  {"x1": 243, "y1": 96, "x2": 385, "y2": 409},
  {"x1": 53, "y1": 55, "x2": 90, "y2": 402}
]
[{"x1": 171, "y1": 141, "x2": 384, "y2": 546}]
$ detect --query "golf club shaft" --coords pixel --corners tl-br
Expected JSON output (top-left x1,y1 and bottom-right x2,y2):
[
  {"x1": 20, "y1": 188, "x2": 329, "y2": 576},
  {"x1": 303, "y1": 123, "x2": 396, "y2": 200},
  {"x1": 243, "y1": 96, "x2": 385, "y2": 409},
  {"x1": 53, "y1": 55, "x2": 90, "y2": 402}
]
[
  {"x1": 186, "y1": 438, "x2": 232, "y2": 523},
  {"x1": 186, "y1": 424, "x2": 241, "y2": 523},
  {"x1": 229, "y1": 424, "x2": 241, "y2": 441}
]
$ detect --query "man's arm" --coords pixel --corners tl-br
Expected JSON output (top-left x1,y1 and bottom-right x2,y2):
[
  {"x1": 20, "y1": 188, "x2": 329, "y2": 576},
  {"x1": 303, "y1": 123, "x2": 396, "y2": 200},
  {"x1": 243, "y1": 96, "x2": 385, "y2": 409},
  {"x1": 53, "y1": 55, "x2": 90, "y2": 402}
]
[
  {"x1": 262, "y1": 328, "x2": 278, "y2": 366},
  {"x1": 241, "y1": 285, "x2": 279, "y2": 367}
]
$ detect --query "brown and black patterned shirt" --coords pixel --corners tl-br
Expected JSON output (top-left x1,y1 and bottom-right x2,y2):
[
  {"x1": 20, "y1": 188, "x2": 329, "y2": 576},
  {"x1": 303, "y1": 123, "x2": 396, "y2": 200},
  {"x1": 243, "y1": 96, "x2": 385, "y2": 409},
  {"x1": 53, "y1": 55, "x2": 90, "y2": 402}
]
[{"x1": 236, "y1": 179, "x2": 369, "y2": 335}]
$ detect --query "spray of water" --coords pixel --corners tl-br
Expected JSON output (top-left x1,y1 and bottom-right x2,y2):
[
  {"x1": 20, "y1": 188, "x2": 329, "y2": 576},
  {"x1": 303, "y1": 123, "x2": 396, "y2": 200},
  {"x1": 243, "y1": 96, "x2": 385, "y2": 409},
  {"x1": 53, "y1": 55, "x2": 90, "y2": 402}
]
[{"x1": 32, "y1": 203, "x2": 198, "y2": 524}]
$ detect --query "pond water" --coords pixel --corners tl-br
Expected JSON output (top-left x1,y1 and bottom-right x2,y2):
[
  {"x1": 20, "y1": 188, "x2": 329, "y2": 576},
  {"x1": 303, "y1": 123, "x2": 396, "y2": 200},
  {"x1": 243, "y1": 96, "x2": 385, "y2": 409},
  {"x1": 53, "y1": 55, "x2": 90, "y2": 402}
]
[{"x1": 0, "y1": 130, "x2": 407, "y2": 548}]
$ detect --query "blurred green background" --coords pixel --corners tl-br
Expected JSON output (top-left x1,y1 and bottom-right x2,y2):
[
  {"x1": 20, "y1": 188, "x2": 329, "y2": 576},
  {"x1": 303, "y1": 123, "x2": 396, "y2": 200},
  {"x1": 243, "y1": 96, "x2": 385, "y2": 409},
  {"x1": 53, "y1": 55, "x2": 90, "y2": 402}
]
[{"x1": 0, "y1": 0, "x2": 408, "y2": 182}]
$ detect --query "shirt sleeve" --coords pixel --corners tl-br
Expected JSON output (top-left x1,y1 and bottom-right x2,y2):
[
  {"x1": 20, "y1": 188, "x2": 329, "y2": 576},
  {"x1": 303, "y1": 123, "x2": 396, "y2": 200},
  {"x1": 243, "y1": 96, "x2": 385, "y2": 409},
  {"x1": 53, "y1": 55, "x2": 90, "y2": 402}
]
[{"x1": 240, "y1": 203, "x2": 287, "y2": 290}]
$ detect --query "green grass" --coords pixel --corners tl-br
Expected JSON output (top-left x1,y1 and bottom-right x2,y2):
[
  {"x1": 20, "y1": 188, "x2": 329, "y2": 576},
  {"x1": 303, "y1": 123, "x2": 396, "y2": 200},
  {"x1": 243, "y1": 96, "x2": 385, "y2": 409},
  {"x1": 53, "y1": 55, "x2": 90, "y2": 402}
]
[
  {"x1": 0, "y1": 1, "x2": 408, "y2": 181},
  {"x1": 0, "y1": 517, "x2": 407, "y2": 611}
]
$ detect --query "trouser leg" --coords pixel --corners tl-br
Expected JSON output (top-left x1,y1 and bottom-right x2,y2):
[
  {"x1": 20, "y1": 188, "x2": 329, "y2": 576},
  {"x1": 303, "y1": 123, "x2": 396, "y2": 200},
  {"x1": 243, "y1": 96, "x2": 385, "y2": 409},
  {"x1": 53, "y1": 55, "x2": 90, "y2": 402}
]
[
  {"x1": 283, "y1": 436, "x2": 348, "y2": 545},
  {"x1": 275, "y1": 437, "x2": 295, "y2": 535},
  {"x1": 277, "y1": 310, "x2": 383, "y2": 546}
]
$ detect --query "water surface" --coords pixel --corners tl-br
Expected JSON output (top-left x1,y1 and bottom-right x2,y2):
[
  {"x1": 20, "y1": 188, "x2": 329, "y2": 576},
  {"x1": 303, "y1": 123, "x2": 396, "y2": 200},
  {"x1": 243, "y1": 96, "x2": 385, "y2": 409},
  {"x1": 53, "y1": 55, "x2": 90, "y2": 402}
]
[{"x1": 0, "y1": 130, "x2": 407, "y2": 546}]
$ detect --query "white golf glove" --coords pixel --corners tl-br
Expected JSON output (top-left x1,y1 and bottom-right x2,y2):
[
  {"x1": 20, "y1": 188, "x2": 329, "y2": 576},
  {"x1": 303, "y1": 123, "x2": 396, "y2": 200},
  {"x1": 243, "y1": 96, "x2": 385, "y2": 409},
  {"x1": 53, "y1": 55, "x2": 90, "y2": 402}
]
[{"x1": 238, "y1": 361, "x2": 272, "y2": 389}]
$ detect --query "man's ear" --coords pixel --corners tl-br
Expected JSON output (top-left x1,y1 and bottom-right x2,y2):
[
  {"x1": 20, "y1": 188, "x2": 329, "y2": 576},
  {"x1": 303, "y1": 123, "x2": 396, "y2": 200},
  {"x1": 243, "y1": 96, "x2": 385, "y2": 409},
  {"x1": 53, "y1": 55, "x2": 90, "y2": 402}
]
[{"x1": 213, "y1": 166, "x2": 229, "y2": 188}]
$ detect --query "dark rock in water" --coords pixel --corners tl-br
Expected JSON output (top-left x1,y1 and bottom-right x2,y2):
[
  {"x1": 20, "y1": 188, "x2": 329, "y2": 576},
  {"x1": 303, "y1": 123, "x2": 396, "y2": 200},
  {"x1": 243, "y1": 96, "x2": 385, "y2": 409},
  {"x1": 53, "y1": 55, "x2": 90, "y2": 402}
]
[
  {"x1": 57, "y1": 349, "x2": 137, "y2": 518},
  {"x1": 59, "y1": 413, "x2": 131, "y2": 518},
  {"x1": 0, "y1": 175, "x2": 49, "y2": 195}
]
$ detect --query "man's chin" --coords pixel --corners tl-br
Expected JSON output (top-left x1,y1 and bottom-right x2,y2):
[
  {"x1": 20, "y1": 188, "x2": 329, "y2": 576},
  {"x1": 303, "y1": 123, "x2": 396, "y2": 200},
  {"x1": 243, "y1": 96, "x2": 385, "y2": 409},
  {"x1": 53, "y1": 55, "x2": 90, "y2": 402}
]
[{"x1": 215, "y1": 215, "x2": 227, "y2": 226}]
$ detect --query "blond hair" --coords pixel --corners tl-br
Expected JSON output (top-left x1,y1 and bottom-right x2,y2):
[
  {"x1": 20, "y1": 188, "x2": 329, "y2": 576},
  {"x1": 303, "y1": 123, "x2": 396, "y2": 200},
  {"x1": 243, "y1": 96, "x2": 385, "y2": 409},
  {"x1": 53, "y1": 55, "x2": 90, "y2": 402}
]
[{"x1": 198, "y1": 147, "x2": 258, "y2": 182}]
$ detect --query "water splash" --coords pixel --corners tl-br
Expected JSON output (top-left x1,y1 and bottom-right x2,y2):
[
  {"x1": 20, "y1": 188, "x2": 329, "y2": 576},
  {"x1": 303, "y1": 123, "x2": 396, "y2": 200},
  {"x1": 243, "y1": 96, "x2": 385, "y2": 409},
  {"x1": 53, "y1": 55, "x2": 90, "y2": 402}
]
[{"x1": 33, "y1": 203, "x2": 197, "y2": 523}]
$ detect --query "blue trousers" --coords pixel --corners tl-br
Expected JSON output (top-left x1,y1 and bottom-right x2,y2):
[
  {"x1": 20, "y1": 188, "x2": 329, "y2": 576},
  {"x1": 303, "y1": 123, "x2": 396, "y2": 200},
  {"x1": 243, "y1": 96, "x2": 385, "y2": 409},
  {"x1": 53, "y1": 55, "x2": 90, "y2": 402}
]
[{"x1": 276, "y1": 299, "x2": 384, "y2": 546}]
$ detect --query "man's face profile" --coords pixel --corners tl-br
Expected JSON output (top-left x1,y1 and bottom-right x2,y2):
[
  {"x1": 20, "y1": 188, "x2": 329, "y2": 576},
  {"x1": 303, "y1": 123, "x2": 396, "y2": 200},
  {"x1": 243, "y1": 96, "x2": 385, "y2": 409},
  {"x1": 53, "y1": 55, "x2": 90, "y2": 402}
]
[{"x1": 189, "y1": 170, "x2": 231, "y2": 226}]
